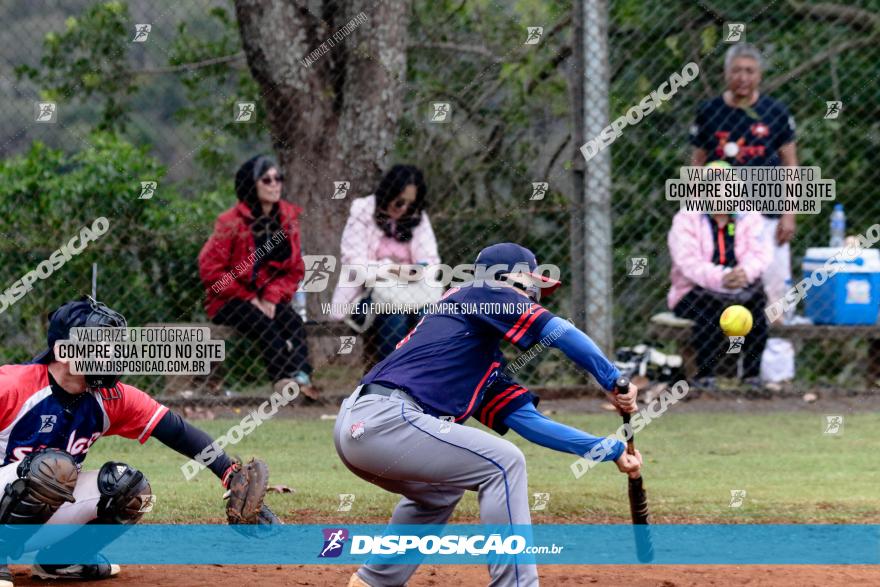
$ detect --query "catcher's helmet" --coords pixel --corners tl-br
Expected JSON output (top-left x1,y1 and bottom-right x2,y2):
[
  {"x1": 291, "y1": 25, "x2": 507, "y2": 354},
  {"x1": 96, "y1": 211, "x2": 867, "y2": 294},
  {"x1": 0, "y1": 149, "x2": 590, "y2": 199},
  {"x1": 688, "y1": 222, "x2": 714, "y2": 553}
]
[{"x1": 32, "y1": 295, "x2": 127, "y2": 389}]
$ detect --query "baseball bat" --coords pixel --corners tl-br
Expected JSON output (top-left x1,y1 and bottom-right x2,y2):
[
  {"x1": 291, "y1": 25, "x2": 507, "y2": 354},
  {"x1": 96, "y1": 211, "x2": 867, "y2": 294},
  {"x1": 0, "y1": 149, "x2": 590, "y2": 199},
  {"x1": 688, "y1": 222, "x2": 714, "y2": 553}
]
[{"x1": 615, "y1": 375, "x2": 655, "y2": 562}]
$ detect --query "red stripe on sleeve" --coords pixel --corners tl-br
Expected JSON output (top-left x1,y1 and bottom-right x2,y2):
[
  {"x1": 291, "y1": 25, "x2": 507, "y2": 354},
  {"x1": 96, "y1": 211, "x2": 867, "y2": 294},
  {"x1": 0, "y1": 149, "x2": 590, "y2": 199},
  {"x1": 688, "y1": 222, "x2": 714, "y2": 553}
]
[
  {"x1": 487, "y1": 387, "x2": 529, "y2": 429},
  {"x1": 478, "y1": 385, "x2": 518, "y2": 423},
  {"x1": 504, "y1": 308, "x2": 534, "y2": 342},
  {"x1": 510, "y1": 308, "x2": 547, "y2": 345}
]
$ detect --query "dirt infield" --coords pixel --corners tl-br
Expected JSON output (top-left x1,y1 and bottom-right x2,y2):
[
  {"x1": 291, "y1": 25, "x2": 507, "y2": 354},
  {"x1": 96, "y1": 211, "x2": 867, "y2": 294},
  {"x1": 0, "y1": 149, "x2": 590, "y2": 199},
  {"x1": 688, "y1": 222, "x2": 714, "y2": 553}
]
[{"x1": 9, "y1": 564, "x2": 880, "y2": 586}]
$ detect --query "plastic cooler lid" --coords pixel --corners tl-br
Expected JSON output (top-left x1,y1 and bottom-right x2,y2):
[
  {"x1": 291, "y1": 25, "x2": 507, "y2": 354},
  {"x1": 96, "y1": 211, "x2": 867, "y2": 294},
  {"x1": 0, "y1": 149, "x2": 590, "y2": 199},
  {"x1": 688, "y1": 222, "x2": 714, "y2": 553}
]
[{"x1": 802, "y1": 247, "x2": 880, "y2": 273}]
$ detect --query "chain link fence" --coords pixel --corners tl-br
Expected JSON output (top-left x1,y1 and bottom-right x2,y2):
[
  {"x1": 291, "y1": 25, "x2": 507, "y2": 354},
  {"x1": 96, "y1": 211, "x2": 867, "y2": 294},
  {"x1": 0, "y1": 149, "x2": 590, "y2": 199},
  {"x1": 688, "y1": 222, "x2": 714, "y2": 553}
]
[{"x1": 1, "y1": 0, "x2": 878, "y2": 402}]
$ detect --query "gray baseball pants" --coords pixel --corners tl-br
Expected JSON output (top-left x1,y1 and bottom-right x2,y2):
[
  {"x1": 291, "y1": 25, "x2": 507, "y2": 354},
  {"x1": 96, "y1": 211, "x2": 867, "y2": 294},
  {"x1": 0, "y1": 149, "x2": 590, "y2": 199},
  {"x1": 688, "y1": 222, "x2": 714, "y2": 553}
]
[{"x1": 333, "y1": 385, "x2": 538, "y2": 587}]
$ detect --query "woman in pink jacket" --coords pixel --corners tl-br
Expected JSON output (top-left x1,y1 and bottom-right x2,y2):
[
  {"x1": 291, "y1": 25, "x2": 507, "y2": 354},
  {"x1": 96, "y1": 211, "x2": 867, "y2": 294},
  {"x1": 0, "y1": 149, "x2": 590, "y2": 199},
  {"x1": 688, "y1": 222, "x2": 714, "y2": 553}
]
[
  {"x1": 331, "y1": 165, "x2": 441, "y2": 365},
  {"x1": 668, "y1": 211, "x2": 772, "y2": 391}
]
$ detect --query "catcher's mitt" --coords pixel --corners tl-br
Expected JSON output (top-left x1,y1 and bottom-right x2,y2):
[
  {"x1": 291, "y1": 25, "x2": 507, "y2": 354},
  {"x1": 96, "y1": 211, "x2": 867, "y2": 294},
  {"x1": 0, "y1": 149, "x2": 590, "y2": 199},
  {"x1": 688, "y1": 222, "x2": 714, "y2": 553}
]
[{"x1": 224, "y1": 458, "x2": 281, "y2": 525}]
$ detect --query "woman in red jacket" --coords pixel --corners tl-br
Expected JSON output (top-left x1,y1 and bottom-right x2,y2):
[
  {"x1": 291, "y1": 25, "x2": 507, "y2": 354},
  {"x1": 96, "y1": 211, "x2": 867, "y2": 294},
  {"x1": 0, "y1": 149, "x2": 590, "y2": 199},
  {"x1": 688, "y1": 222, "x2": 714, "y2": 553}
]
[{"x1": 198, "y1": 155, "x2": 316, "y2": 399}]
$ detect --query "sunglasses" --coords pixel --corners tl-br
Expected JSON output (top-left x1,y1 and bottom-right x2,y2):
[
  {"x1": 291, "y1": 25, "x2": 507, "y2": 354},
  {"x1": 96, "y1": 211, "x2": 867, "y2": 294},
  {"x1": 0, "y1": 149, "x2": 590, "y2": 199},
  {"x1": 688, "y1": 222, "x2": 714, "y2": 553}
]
[{"x1": 260, "y1": 174, "x2": 284, "y2": 185}]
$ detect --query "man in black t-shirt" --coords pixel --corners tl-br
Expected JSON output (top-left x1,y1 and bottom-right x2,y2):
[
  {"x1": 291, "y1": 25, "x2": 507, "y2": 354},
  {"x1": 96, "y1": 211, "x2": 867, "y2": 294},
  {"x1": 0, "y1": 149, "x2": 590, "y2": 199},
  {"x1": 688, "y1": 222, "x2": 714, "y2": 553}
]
[
  {"x1": 689, "y1": 43, "x2": 798, "y2": 388},
  {"x1": 689, "y1": 43, "x2": 798, "y2": 223}
]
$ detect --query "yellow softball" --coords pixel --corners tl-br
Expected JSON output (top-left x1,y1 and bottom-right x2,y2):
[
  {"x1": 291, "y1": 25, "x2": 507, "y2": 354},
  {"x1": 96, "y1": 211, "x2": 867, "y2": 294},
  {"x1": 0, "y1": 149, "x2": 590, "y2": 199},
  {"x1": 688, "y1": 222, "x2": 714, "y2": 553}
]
[{"x1": 720, "y1": 305, "x2": 753, "y2": 337}]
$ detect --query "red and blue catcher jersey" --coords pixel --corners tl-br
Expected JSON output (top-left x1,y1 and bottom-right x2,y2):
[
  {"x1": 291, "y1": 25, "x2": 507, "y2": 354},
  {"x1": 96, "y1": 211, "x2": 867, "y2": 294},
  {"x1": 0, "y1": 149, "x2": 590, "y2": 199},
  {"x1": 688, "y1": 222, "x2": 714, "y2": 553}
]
[
  {"x1": 0, "y1": 364, "x2": 168, "y2": 466},
  {"x1": 362, "y1": 283, "x2": 554, "y2": 425}
]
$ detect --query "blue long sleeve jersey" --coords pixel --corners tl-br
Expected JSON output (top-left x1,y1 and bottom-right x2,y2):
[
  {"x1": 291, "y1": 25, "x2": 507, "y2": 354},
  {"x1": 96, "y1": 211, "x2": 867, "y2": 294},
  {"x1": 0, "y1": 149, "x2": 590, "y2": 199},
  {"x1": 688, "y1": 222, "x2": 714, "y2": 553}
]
[{"x1": 502, "y1": 317, "x2": 625, "y2": 462}]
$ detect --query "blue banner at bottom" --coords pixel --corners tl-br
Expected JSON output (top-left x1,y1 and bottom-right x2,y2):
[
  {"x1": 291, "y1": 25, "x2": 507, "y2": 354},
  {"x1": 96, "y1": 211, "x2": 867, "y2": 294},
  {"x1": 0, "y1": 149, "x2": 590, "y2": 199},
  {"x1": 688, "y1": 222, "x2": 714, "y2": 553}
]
[{"x1": 3, "y1": 524, "x2": 878, "y2": 565}]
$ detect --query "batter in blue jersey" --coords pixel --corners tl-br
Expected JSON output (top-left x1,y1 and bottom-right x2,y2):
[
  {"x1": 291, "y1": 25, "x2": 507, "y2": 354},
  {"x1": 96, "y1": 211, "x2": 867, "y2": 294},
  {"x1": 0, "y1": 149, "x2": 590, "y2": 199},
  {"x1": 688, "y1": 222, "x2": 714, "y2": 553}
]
[{"x1": 336, "y1": 243, "x2": 642, "y2": 587}]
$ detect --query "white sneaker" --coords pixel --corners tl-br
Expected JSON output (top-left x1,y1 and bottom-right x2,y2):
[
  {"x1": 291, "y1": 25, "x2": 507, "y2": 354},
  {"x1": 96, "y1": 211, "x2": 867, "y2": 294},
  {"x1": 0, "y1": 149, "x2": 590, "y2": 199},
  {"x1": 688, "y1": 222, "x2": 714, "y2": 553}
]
[
  {"x1": 0, "y1": 563, "x2": 13, "y2": 587},
  {"x1": 32, "y1": 558, "x2": 120, "y2": 581},
  {"x1": 347, "y1": 573, "x2": 374, "y2": 587}
]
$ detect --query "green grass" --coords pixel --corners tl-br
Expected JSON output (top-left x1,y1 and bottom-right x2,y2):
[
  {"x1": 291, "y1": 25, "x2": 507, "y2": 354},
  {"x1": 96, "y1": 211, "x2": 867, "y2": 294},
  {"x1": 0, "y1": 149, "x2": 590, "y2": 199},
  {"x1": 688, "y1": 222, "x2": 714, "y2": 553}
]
[{"x1": 86, "y1": 411, "x2": 880, "y2": 524}]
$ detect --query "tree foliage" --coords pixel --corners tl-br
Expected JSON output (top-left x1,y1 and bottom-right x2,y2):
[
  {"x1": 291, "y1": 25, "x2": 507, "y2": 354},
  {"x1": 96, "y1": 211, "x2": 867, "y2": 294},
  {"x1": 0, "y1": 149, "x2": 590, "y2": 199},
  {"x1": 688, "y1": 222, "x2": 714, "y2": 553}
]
[
  {"x1": 0, "y1": 132, "x2": 227, "y2": 362},
  {"x1": 15, "y1": 1, "x2": 135, "y2": 131}
]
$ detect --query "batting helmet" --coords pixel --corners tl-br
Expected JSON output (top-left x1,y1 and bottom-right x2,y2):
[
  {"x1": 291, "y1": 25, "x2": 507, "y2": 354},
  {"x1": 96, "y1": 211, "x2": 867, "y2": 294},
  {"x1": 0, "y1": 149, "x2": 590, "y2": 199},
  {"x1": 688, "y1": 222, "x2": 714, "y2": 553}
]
[{"x1": 474, "y1": 242, "x2": 562, "y2": 302}]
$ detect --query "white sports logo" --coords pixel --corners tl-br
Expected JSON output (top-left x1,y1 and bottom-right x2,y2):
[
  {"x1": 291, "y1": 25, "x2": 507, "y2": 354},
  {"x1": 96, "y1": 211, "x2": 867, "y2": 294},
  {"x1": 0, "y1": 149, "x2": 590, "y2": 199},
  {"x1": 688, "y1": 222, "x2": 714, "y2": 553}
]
[{"x1": 39, "y1": 415, "x2": 57, "y2": 433}]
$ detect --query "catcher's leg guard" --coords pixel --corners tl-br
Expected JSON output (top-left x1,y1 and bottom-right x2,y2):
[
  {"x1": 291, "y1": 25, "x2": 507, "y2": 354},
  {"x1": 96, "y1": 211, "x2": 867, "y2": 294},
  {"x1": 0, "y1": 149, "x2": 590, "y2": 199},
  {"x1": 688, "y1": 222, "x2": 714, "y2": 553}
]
[
  {"x1": 0, "y1": 449, "x2": 78, "y2": 558},
  {"x1": 33, "y1": 462, "x2": 151, "y2": 575}
]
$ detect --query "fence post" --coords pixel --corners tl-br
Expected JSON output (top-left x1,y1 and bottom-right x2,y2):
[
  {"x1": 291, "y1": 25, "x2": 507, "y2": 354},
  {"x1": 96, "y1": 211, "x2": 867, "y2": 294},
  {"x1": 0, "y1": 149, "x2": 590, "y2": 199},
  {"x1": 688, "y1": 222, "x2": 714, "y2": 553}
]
[
  {"x1": 569, "y1": 0, "x2": 586, "y2": 331},
  {"x1": 579, "y1": 0, "x2": 614, "y2": 353}
]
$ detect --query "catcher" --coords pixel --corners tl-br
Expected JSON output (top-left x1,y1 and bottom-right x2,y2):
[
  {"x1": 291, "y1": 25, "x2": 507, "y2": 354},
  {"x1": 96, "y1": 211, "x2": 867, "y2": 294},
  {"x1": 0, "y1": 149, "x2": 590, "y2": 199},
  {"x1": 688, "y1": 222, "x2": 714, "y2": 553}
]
[{"x1": 0, "y1": 296, "x2": 278, "y2": 586}]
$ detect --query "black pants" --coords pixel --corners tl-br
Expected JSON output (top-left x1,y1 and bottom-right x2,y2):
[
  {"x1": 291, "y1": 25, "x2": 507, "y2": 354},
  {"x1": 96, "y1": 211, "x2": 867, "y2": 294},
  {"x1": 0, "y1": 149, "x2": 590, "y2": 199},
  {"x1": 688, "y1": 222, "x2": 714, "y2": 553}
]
[
  {"x1": 214, "y1": 299, "x2": 311, "y2": 382},
  {"x1": 673, "y1": 286, "x2": 768, "y2": 379}
]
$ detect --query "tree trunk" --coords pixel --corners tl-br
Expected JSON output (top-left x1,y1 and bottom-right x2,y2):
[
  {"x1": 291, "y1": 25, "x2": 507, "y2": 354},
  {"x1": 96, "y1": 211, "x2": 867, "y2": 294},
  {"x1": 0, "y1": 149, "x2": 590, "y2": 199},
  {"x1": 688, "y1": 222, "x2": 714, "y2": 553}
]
[{"x1": 234, "y1": 0, "x2": 409, "y2": 315}]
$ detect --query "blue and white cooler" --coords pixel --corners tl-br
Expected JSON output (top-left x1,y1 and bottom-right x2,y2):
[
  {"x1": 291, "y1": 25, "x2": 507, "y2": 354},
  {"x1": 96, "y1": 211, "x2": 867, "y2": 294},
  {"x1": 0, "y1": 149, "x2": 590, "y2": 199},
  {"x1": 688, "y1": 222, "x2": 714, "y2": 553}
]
[{"x1": 801, "y1": 247, "x2": 880, "y2": 325}]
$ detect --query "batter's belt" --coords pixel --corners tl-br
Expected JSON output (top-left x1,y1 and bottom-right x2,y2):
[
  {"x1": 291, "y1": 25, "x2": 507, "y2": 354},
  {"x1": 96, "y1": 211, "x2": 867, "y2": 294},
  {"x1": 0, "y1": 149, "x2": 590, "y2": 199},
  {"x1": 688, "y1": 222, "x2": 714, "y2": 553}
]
[
  {"x1": 356, "y1": 384, "x2": 424, "y2": 412},
  {"x1": 358, "y1": 383, "x2": 398, "y2": 397}
]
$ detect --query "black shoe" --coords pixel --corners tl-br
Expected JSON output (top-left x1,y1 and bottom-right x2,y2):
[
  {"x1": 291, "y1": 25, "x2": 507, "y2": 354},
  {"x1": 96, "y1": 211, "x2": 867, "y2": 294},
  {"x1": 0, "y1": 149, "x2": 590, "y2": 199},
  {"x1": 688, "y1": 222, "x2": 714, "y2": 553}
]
[{"x1": 32, "y1": 553, "x2": 120, "y2": 581}]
